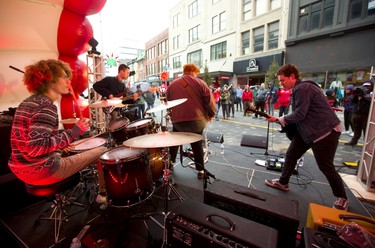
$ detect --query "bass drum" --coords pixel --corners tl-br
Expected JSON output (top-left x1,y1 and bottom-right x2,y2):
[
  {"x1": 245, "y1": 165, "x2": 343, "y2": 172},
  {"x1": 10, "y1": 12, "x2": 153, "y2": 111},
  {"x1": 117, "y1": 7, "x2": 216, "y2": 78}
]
[
  {"x1": 99, "y1": 147, "x2": 153, "y2": 207},
  {"x1": 108, "y1": 117, "x2": 130, "y2": 144}
]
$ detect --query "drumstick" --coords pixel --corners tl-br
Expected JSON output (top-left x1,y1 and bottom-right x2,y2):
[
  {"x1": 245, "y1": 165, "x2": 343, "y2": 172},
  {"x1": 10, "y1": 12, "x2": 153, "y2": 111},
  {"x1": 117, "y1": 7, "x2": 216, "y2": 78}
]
[
  {"x1": 73, "y1": 133, "x2": 102, "y2": 146},
  {"x1": 67, "y1": 83, "x2": 83, "y2": 118}
]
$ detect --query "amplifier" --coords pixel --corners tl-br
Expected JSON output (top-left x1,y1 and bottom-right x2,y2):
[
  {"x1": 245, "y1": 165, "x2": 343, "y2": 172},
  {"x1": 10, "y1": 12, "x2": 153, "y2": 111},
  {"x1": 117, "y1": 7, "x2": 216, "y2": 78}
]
[
  {"x1": 307, "y1": 203, "x2": 375, "y2": 234},
  {"x1": 165, "y1": 199, "x2": 278, "y2": 248},
  {"x1": 204, "y1": 179, "x2": 300, "y2": 248}
]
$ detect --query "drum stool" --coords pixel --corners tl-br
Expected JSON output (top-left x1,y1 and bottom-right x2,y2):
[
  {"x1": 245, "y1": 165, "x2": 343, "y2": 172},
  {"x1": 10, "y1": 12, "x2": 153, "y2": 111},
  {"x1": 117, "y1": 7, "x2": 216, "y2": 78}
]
[{"x1": 25, "y1": 173, "x2": 86, "y2": 244}]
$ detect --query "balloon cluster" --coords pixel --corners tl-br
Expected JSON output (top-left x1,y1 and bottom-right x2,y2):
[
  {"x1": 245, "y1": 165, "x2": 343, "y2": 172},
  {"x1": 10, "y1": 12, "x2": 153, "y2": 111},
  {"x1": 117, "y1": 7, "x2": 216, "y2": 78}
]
[{"x1": 58, "y1": 0, "x2": 106, "y2": 128}]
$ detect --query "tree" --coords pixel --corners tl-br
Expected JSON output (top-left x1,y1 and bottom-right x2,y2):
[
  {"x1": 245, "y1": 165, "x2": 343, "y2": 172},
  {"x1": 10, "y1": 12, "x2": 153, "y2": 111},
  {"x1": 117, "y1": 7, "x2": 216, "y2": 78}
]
[
  {"x1": 265, "y1": 57, "x2": 280, "y2": 88},
  {"x1": 203, "y1": 64, "x2": 212, "y2": 86}
]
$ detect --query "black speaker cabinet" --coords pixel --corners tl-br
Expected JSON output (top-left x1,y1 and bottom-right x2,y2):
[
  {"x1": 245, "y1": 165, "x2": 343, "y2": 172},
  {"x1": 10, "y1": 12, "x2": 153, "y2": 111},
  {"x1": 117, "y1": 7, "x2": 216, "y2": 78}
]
[
  {"x1": 206, "y1": 132, "x2": 224, "y2": 143},
  {"x1": 165, "y1": 199, "x2": 278, "y2": 248},
  {"x1": 240, "y1": 134, "x2": 267, "y2": 149},
  {"x1": 204, "y1": 179, "x2": 300, "y2": 248}
]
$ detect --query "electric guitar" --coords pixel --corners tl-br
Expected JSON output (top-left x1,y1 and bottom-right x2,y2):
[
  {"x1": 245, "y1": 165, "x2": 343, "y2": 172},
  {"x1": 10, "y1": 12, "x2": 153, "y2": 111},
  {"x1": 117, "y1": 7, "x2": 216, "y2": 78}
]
[
  {"x1": 114, "y1": 87, "x2": 159, "y2": 103},
  {"x1": 244, "y1": 106, "x2": 297, "y2": 140}
]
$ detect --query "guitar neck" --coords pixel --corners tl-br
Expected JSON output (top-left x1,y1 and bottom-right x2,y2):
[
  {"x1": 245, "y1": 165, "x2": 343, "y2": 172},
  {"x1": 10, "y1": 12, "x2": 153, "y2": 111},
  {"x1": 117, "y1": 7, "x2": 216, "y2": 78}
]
[{"x1": 245, "y1": 107, "x2": 270, "y2": 118}]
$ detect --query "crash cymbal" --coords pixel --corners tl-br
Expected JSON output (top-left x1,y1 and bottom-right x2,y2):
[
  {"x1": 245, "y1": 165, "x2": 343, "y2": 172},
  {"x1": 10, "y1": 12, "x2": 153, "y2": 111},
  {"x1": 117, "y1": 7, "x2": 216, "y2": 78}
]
[
  {"x1": 89, "y1": 98, "x2": 123, "y2": 108},
  {"x1": 60, "y1": 118, "x2": 80, "y2": 124},
  {"x1": 123, "y1": 131, "x2": 202, "y2": 148},
  {"x1": 146, "y1": 98, "x2": 187, "y2": 113}
]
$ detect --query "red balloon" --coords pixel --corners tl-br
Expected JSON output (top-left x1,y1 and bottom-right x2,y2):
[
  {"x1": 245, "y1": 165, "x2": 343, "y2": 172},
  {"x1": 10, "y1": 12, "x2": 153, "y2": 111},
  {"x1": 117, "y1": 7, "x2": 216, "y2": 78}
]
[
  {"x1": 57, "y1": 9, "x2": 93, "y2": 57},
  {"x1": 64, "y1": 0, "x2": 107, "y2": 16},
  {"x1": 59, "y1": 55, "x2": 88, "y2": 95}
]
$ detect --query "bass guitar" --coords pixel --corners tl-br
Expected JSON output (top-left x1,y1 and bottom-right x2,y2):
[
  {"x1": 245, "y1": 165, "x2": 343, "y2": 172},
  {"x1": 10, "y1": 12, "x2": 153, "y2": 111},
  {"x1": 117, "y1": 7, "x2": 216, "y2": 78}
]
[{"x1": 244, "y1": 106, "x2": 297, "y2": 140}]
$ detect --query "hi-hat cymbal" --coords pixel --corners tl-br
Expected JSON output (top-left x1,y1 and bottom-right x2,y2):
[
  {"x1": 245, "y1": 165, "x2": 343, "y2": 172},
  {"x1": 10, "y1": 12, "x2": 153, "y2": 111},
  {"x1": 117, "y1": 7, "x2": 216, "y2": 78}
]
[
  {"x1": 89, "y1": 98, "x2": 123, "y2": 108},
  {"x1": 123, "y1": 131, "x2": 202, "y2": 148},
  {"x1": 146, "y1": 98, "x2": 187, "y2": 113},
  {"x1": 60, "y1": 118, "x2": 80, "y2": 124}
]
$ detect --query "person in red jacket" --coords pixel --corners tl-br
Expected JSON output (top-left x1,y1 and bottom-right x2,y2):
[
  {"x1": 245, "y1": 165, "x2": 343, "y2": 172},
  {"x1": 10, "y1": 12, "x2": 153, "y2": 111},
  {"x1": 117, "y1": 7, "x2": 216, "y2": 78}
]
[
  {"x1": 242, "y1": 85, "x2": 253, "y2": 116},
  {"x1": 277, "y1": 86, "x2": 291, "y2": 117},
  {"x1": 213, "y1": 87, "x2": 221, "y2": 120}
]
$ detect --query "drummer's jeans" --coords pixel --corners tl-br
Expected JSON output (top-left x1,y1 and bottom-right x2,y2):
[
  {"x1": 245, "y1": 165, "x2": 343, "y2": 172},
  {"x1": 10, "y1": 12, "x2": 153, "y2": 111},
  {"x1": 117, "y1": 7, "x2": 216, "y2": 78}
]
[
  {"x1": 33, "y1": 147, "x2": 107, "y2": 193},
  {"x1": 169, "y1": 120, "x2": 206, "y2": 171}
]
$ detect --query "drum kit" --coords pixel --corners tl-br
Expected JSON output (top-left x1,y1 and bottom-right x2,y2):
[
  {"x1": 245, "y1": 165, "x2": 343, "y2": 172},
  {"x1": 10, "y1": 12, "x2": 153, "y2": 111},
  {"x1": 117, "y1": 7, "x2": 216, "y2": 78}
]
[{"x1": 60, "y1": 97, "x2": 204, "y2": 210}]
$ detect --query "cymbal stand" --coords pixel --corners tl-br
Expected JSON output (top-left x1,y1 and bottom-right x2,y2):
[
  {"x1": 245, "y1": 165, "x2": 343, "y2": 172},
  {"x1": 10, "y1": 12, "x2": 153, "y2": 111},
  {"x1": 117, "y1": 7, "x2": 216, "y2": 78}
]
[{"x1": 102, "y1": 106, "x2": 114, "y2": 148}]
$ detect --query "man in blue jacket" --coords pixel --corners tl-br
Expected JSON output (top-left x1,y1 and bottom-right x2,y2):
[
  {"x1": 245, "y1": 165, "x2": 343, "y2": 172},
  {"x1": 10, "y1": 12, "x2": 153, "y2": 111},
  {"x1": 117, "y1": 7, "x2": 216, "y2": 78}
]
[{"x1": 264, "y1": 64, "x2": 349, "y2": 211}]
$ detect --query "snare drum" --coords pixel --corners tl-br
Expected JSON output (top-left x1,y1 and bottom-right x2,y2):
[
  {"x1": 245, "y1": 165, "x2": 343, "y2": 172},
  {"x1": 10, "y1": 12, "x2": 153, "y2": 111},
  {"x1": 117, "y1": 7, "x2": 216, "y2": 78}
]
[
  {"x1": 125, "y1": 118, "x2": 156, "y2": 139},
  {"x1": 108, "y1": 117, "x2": 130, "y2": 144},
  {"x1": 71, "y1": 137, "x2": 107, "y2": 153},
  {"x1": 99, "y1": 147, "x2": 153, "y2": 207}
]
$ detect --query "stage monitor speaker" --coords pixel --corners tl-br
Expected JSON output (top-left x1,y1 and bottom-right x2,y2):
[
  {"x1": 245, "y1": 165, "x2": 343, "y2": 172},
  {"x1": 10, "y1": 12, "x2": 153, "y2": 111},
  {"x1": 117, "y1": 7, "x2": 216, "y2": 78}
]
[
  {"x1": 165, "y1": 198, "x2": 278, "y2": 248},
  {"x1": 240, "y1": 134, "x2": 267, "y2": 149},
  {"x1": 206, "y1": 132, "x2": 224, "y2": 143},
  {"x1": 204, "y1": 179, "x2": 300, "y2": 248}
]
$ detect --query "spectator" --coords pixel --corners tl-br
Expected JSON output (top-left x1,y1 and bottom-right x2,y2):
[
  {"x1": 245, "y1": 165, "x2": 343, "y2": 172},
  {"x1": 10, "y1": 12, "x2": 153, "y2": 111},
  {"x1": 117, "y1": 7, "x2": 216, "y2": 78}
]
[
  {"x1": 342, "y1": 84, "x2": 355, "y2": 135},
  {"x1": 242, "y1": 85, "x2": 253, "y2": 116},
  {"x1": 277, "y1": 86, "x2": 291, "y2": 117}
]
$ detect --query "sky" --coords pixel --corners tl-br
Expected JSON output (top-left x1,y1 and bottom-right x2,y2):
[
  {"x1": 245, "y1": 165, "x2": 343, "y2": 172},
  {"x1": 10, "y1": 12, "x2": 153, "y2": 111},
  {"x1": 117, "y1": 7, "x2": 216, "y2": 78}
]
[{"x1": 88, "y1": 0, "x2": 181, "y2": 58}]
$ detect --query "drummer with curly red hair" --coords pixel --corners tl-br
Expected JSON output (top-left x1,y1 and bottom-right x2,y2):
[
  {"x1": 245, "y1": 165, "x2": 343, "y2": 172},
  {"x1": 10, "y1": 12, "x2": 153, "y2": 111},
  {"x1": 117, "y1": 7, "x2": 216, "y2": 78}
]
[{"x1": 8, "y1": 59, "x2": 108, "y2": 208}]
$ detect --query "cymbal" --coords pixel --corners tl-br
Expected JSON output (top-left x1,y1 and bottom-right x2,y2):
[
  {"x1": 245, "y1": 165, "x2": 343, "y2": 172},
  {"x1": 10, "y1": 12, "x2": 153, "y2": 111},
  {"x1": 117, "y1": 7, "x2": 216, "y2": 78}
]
[
  {"x1": 123, "y1": 131, "x2": 202, "y2": 148},
  {"x1": 60, "y1": 118, "x2": 79, "y2": 124},
  {"x1": 146, "y1": 98, "x2": 187, "y2": 113},
  {"x1": 89, "y1": 98, "x2": 123, "y2": 108}
]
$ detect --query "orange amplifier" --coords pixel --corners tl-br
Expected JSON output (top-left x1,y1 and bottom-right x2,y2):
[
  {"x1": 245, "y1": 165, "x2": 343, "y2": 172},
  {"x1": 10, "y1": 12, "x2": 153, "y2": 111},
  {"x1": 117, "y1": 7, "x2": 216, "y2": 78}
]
[{"x1": 306, "y1": 203, "x2": 375, "y2": 234}]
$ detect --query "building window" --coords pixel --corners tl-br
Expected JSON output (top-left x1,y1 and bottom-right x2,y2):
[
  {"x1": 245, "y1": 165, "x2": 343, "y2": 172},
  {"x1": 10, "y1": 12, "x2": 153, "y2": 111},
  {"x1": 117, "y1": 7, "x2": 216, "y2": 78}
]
[
  {"x1": 298, "y1": 0, "x2": 334, "y2": 34},
  {"x1": 255, "y1": 0, "x2": 266, "y2": 16},
  {"x1": 188, "y1": 0, "x2": 200, "y2": 19},
  {"x1": 173, "y1": 13, "x2": 180, "y2": 28},
  {"x1": 187, "y1": 50, "x2": 203, "y2": 67},
  {"x1": 173, "y1": 56, "x2": 181, "y2": 69},
  {"x1": 349, "y1": 0, "x2": 375, "y2": 20},
  {"x1": 210, "y1": 41, "x2": 227, "y2": 61},
  {"x1": 189, "y1": 25, "x2": 201, "y2": 43},
  {"x1": 241, "y1": 31, "x2": 250, "y2": 55},
  {"x1": 173, "y1": 35, "x2": 180, "y2": 50},
  {"x1": 268, "y1": 21, "x2": 279, "y2": 50},
  {"x1": 243, "y1": 0, "x2": 252, "y2": 21},
  {"x1": 271, "y1": 0, "x2": 281, "y2": 10},
  {"x1": 253, "y1": 26, "x2": 264, "y2": 53},
  {"x1": 212, "y1": 12, "x2": 226, "y2": 34}
]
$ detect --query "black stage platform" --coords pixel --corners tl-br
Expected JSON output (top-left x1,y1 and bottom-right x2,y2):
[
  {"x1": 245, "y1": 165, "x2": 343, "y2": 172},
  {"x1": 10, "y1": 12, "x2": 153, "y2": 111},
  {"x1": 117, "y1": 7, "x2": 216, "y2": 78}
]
[{"x1": 1, "y1": 110, "x2": 374, "y2": 247}]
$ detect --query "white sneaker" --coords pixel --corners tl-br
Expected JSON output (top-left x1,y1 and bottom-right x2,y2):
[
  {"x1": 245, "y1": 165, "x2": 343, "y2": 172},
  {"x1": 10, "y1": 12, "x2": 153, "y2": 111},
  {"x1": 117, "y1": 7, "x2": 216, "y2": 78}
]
[
  {"x1": 342, "y1": 131, "x2": 350, "y2": 134},
  {"x1": 349, "y1": 132, "x2": 354, "y2": 137}
]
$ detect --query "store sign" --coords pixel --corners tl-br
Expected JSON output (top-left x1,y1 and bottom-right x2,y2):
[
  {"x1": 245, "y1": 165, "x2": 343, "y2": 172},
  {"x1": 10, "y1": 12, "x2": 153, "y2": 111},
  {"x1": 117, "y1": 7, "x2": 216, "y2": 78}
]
[{"x1": 246, "y1": 59, "x2": 259, "y2": 72}]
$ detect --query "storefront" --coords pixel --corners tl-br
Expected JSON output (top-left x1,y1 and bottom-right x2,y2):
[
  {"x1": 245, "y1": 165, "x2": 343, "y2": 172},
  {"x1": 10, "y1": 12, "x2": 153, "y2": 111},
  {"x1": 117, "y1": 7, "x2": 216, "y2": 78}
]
[
  {"x1": 285, "y1": 28, "x2": 375, "y2": 89},
  {"x1": 233, "y1": 52, "x2": 284, "y2": 87}
]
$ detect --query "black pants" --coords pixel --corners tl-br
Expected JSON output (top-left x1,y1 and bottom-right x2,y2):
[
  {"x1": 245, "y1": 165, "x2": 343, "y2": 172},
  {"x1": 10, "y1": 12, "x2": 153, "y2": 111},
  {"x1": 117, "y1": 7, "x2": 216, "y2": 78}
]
[
  {"x1": 280, "y1": 130, "x2": 347, "y2": 199},
  {"x1": 169, "y1": 120, "x2": 206, "y2": 171},
  {"x1": 350, "y1": 113, "x2": 367, "y2": 144}
]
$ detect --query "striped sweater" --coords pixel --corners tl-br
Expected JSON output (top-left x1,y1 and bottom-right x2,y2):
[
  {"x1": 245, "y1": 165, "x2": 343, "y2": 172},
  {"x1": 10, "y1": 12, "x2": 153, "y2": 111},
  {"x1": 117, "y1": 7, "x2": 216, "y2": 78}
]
[{"x1": 8, "y1": 94, "x2": 81, "y2": 184}]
